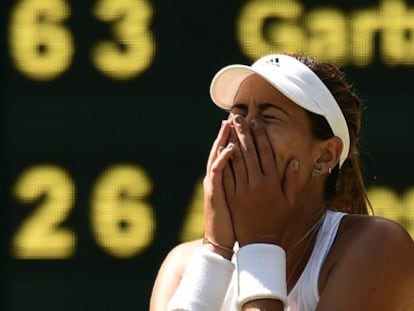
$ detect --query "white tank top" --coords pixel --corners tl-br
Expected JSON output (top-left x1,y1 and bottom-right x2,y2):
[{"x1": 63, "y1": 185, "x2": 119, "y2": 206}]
[
  {"x1": 221, "y1": 209, "x2": 347, "y2": 311},
  {"x1": 286, "y1": 210, "x2": 346, "y2": 311}
]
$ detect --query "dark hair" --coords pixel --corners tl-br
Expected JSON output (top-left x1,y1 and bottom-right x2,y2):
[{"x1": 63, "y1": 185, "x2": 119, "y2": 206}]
[{"x1": 292, "y1": 54, "x2": 371, "y2": 215}]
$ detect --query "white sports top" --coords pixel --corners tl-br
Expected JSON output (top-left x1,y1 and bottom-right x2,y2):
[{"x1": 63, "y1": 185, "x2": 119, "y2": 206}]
[{"x1": 221, "y1": 209, "x2": 347, "y2": 311}]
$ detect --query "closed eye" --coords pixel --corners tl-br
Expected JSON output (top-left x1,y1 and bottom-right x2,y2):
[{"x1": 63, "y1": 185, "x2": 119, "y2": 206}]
[
  {"x1": 260, "y1": 103, "x2": 288, "y2": 121},
  {"x1": 262, "y1": 113, "x2": 279, "y2": 120},
  {"x1": 229, "y1": 102, "x2": 289, "y2": 120}
]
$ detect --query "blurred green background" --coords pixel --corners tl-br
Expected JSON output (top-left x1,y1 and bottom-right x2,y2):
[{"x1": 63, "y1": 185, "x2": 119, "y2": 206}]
[{"x1": 3, "y1": 0, "x2": 414, "y2": 309}]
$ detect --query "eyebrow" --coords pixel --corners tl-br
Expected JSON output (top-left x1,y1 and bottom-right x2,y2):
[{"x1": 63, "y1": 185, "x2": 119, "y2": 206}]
[
  {"x1": 230, "y1": 102, "x2": 290, "y2": 117},
  {"x1": 229, "y1": 103, "x2": 248, "y2": 113}
]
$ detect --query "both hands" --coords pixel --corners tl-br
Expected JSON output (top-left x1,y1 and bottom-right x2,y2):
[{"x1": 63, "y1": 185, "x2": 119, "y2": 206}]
[{"x1": 203, "y1": 115, "x2": 300, "y2": 253}]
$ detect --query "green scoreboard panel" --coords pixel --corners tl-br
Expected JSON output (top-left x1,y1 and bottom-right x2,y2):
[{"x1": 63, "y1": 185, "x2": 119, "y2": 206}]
[{"x1": 2, "y1": 0, "x2": 414, "y2": 309}]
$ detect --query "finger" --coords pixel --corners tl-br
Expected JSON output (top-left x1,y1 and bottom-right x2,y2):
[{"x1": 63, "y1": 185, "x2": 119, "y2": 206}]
[
  {"x1": 204, "y1": 143, "x2": 234, "y2": 207},
  {"x1": 250, "y1": 118, "x2": 278, "y2": 177},
  {"x1": 232, "y1": 115, "x2": 262, "y2": 180},
  {"x1": 209, "y1": 141, "x2": 236, "y2": 187},
  {"x1": 228, "y1": 127, "x2": 248, "y2": 190},
  {"x1": 223, "y1": 159, "x2": 235, "y2": 196},
  {"x1": 282, "y1": 158, "x2": 300, "y2": 207},
  {"x1": 207, "y1": 119, "x2": 232, "y2": 172}
]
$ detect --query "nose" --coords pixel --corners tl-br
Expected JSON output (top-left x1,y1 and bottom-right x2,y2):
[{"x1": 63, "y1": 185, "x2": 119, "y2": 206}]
[
  {"x1": 245, "y1": 113, "x2": 257, "y2": 126},
  {"x1": 232, "y1": 112, "x2": 257, "y2": 128}
]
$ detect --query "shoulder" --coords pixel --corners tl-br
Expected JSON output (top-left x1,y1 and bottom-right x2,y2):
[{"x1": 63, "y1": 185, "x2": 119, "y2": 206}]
[
  {"x1": 339, "y1": 214, "x2": 414, "y2": 257},
  {"x1": 337, "y1": 214, "x2": 414, "y2": 277},
  {"x1": 323, "y1": 213, "x2": 414, "y2": 266},
  {"x1": 341, "y1": 215, "x2": 414, "y2": 272},
  {"x1": 319, "y1": 214, "x2": 414, "y2": 310},
  {"x1": 150, "y1": 239, "x2": 202, "y2": 311},
  {"x1": 322, "y1": 213, "x2": 414, "y2": 278}
]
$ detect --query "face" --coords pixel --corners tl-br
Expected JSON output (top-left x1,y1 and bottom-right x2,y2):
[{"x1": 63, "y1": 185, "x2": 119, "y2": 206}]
[{"x1": 230, "y1": 74, "x2": 323, "y2": 182}]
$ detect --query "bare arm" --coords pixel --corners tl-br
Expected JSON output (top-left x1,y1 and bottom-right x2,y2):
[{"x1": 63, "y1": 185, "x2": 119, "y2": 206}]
[
  {"x1": 317, "y1": 217, "x2": 414, "y2": 311},
  {"x1": 150, "y1": 240, "x2": 200, "y2": 311}
]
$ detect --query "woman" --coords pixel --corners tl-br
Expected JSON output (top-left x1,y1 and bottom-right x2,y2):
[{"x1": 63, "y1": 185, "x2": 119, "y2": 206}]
[{"x1": 150, "y1": 54, "x2": 414, "y2": 311}]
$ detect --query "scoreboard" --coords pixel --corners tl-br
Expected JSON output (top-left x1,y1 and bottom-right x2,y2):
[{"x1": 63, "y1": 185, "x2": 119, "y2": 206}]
[{"x1": 3, "y1": 0, "x2": 414, "y2": 309}]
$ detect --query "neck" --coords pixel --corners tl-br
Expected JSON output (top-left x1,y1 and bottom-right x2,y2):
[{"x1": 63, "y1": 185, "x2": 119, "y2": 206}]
[
  {"x1": 286, "y1": 224, "x2": 320, "y2": 293},
  {"x1": 288, "y1": 211, "x2": 326, "y2": 252},
  {"x1": 283, "y1": 189, "x2": 327, "y2": 292},
  {"x1": 281, "y1": 176, "x2": 329, "y2": 286},
  {"x1": 282, "y1": 194, "x2": 326, "y2": 248}
]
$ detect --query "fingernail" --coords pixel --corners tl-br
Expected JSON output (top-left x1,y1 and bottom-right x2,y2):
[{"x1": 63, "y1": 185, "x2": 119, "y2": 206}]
[
  {"x1": 221, "y1": 120, "x2": 226, "y2": 128},
  {"x1": 234, "y1": 115, "x2": 244, "y2": 125},
  {"x1": 218, "y1": 146, "x2": 224, "y2": 154},
  {"x1": 227, "y1": 142, "x2": 234, "y2": 149},
  {"x1": 251, "y1": 119, "x2": 261, "y2": 129},
  {"x1": 293, "y1": 159, "x2": 300, "y2": 172}
]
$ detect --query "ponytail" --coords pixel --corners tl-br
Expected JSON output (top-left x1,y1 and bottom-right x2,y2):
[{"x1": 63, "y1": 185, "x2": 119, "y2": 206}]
[{"x1": 293, "y1": 54, "x2": 371, "y2": 215}]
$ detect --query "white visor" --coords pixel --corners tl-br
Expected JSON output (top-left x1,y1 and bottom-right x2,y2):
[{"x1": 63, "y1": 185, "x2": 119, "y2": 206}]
[{"x1": 210, "y1": 54, "x2": 350, "y2": 168}]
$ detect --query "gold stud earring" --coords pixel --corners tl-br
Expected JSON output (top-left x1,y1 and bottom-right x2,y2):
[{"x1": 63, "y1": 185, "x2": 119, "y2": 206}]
[{"x1": 311, "y1": 164, "x2": 322, "y2": 180}]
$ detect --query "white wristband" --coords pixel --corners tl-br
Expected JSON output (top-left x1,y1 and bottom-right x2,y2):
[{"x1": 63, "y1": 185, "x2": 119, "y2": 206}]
[
  {"x1": 236, "y1": 243, "x2": 287, "y2": 310},
  {"x1": 167, "y1": 247, "x2": 235, "y2": 311}
]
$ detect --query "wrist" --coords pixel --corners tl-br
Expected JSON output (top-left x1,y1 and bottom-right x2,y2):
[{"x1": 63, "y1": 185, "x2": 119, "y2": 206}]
[
  {"x1": 203, "y1": 237, "x2": 234, "y2": 259},
  {"x1": 236, "y1": 243, "x2": 287, "y2": 310}
]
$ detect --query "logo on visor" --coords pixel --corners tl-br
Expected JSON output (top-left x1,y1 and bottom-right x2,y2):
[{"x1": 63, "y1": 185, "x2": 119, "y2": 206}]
[{"x1": 265, "y1": 57, "x2": 280, "y2": 67}]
